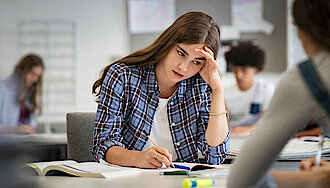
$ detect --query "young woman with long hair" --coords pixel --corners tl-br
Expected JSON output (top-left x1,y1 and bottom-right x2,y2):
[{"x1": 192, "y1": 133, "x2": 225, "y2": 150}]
[{"x1": 92, "y1": 12, "x2": 229, "y2": 168}]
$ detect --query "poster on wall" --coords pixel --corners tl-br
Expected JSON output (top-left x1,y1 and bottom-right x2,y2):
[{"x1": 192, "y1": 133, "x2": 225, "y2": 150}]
[{"x1": 128, "y1": 0, "x2": 176, "y2": 34}]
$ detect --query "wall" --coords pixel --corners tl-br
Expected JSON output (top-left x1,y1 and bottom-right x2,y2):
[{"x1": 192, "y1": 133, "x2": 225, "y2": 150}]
[
  {"x1": 0, "y1": 0, "x2": 129, "y2": 116},
  {"x1": 0, "y1": 0, "x2": 287, "y2": 128},
  {"x1": 130, "y1": 0, "x2": 287, "y2": 72},
  {"x1": 130, "y1": 0, "x2": 231, "y2": 55}
]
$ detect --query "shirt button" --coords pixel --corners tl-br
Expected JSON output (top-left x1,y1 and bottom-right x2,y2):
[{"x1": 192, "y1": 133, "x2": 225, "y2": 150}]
[
  {"x1": 170, "y1": 102, "x2": 174, "y2": 105},
  {"x1": 176, "y1": 142, "x2": 181, "y2": 146},
  {"x1": 171, "y1": 123, "x2": 175, "y2": 126}
]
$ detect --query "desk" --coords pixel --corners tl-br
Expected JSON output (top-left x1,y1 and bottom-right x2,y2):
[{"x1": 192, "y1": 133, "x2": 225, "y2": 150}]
[
  {"x1": 34, "y1": 173, "x2": 228, "y2": 188},
  {"x1": 23, "y1": 135, "x2": 301, "y2": 187},
  {"x1": 12, "y1": 133, "x2": 67, "y2": 144},
  {"x1": 11, "y1": 133, "x2": 67, "y2": 161},
  {"x1": 32, "y1": 161, "x2": 299, "y2": 188}
]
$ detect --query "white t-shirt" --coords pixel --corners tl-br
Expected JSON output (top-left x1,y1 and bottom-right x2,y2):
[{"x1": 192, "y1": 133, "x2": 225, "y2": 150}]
[
  {"x1": 224, "y1": 78, "x2": 274, "y2": 128},
  {"x1": 142, "y1": 97, "x2": 178, "y2": 161}
]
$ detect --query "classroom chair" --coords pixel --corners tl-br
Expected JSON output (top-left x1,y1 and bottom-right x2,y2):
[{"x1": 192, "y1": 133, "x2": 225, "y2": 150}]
[{"x1": 66, "y1": 112, "x2": 96, "y2": 162}]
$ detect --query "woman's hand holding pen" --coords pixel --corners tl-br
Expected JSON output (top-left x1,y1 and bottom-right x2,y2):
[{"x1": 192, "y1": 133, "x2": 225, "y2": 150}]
[
  {"x1": 136, "y1": 146, "x2": 173, "y2": 169},
  {"x1": 298, "y1": 157, "x2": 330, "y2": 188},
  {"x1": 195, "y1": 46, "x2": 223, "y2": 93},
  {"x1": 299, "y1": 157, "x2": 330, "y2": 171}
]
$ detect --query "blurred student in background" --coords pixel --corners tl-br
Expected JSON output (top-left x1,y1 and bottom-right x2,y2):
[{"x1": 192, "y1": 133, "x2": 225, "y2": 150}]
[
  {"x1": 224, "y1": 41, "x2": 274, "y2": 135},
  {"x1": 0, "y1": 54, "x2": 44, "y2": 134},
  {"x1": 228, "y1": 0, "x2": 330, "y2": 187}
]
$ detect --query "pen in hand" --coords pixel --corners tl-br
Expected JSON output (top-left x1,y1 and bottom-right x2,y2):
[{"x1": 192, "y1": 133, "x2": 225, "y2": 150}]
[
  {"x1": 148, "y1": 136, "x2": 175, "y2": 168},
  {"x1": 315, "y1": 134, "x2": 325, "y2": 167}
]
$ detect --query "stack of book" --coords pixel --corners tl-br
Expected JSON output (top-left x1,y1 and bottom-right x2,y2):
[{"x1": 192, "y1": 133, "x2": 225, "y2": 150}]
[
  {"x1": 278, "y1": 138, "x2": 330, "y2": 161},
  {"x1": 228, "y1": 136, "x2": 330, "y2": 161}
]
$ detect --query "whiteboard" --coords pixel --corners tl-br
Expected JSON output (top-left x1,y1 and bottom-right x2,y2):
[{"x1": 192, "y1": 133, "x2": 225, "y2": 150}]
[{"x1": 128, "y1": 0, "x2": 176, "y2": 34}]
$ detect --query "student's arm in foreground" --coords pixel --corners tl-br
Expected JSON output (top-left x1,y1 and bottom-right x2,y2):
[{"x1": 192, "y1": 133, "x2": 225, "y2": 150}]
[
  {"x1": 270, "y1": 158, "x2": 330, "y2": 188},
  {"x1": 227, "y1": 71, "x2": 318, "y2": 188}
]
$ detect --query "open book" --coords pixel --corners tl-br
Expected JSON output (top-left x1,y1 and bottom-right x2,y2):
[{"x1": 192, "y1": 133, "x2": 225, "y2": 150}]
[{"x1": 25, "y1": 160, "x2": 141, "y2": 178}]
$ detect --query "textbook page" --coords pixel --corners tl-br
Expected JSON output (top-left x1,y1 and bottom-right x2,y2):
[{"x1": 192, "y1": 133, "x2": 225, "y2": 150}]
[
  {"x1": 50, "y1": 162, "x2": 141, "y2": 178},
  {"x1": 27, "y1": 160, "x2": 77, "y2": 175}
]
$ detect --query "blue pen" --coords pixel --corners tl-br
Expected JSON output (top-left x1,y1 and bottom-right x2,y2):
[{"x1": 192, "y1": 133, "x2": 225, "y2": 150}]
[{"x1": 173, "y1": 164, "x2": 190, "y2": 170}]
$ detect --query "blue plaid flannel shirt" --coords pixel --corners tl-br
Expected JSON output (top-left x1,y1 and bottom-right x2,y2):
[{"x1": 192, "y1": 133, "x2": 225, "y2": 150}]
[{"x1": 92, "y1": 63, "x2": 229, "y2": 164}]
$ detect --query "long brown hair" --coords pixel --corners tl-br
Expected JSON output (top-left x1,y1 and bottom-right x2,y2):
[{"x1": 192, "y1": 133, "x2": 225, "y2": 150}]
[
  {"x1": 92, "y1": 11, "x2": 221, "y2": 99},
  {"x1": 14, "y1": 54, "x2": 44, "y2": 114},
  {"x1": 293, "y1": 0, "x2": 330, "y2": 51}
]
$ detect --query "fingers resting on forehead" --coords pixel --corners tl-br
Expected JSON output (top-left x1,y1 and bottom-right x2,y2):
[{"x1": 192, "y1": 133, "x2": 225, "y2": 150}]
[{"x1": 195, "y1": 46, "x2": 215, "y2": 61}]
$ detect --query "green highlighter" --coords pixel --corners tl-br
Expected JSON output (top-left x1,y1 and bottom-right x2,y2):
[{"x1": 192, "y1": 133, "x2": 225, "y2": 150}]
[{"x1": 182, "y1": 178, "x2": 214, "y2": 187}]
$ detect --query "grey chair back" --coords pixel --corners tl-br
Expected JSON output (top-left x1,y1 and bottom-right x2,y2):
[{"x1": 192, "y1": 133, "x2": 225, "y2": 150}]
[{"x1": 66, "y1": 112, "x2": 96, "y2": 162}]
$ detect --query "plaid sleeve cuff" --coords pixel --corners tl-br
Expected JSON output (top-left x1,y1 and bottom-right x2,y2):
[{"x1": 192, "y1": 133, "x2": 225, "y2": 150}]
[
  {"x1": 93, "y1": 140, "x2": 127, "y2": 162},
  {"x1": 202, "y1": 133, "x2": 230, "y2": 165}
]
